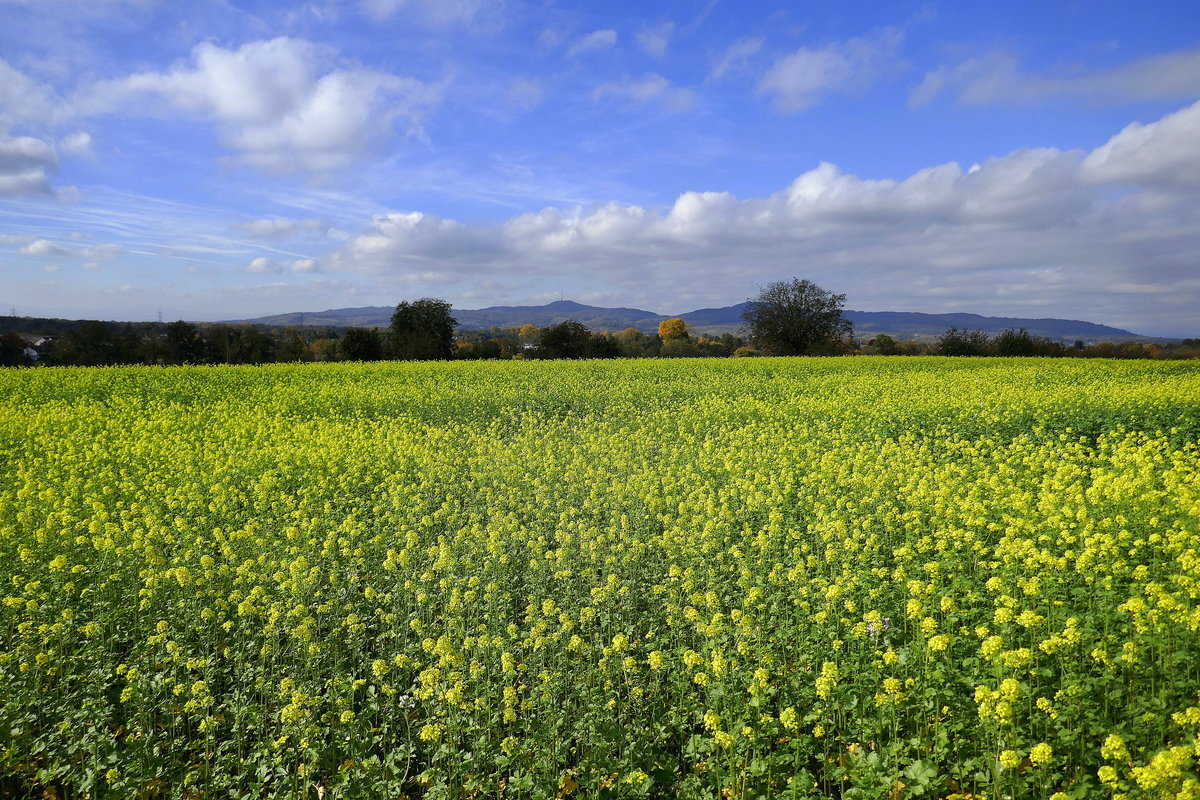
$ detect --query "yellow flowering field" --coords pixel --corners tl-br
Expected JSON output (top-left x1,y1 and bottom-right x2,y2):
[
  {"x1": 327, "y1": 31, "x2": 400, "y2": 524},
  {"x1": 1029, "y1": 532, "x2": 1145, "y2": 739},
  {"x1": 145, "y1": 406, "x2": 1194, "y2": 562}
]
[{"x1": 1, "y1": 357, "x2": 1199, "y2": 799}]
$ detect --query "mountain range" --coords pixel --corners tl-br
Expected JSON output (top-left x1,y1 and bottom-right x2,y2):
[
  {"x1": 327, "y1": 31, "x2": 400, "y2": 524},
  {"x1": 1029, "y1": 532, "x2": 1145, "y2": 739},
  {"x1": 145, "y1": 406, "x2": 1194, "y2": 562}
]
[{"x1": 233, "y1": 301, "x2": 1147, "y2": 343}]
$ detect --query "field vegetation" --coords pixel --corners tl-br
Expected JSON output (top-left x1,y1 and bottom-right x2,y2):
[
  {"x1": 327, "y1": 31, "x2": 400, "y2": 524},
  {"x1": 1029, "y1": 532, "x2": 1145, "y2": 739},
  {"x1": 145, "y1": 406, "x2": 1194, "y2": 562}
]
[{"x1": 1, "y1": 358, "x2": 1198, "y2": 799}]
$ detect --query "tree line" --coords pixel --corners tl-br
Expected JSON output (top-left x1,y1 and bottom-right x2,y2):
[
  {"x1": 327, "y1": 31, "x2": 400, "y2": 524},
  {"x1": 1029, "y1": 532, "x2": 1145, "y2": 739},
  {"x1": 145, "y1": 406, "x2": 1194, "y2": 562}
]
[{"x1": 2, "y1": 284, "x2": 1196, "y2": 367}]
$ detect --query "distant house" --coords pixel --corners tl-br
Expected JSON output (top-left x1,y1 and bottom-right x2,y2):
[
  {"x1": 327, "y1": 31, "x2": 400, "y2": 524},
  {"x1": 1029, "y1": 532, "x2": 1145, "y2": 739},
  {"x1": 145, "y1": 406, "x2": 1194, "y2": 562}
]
[{"x1": 25, "y1": 335, "x2": 51, "y2": 362}]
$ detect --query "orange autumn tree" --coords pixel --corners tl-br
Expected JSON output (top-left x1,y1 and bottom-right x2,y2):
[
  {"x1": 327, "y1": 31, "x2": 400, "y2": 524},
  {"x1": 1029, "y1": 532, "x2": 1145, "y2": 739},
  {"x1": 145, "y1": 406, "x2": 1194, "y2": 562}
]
[{"x1": 658, "y1": 317, "x2": 689, "y2": 340}]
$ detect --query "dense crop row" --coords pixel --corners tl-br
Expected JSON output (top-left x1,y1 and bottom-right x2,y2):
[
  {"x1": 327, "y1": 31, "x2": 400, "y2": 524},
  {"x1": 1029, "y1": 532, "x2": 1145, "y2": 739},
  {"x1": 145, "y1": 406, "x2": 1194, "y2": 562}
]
[{"x1": 1, "y1": 357, "x2": 1199, "y2": 799}]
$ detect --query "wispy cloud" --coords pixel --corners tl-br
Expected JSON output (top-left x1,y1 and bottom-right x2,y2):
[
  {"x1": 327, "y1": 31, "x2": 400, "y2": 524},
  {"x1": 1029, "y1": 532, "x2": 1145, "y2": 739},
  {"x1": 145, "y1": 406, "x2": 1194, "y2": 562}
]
[
  {"x1": 912, "y1": 48, "x2": 1200, "y2": 107},
  {"x1": 709, "y1": 37, "x2": 763, "y2": 82},
  {"x1": 566, "y1": 29, "x2": 618, "y2": 58},
  {"x1": 359, "y1": 0, "x2": 491, "y2": 26},
  {"x1": 593, "y1": 74, "x2": 695, "y2": 112},
  {"x1": 635, "y1": 22, "x2": 674, "y2": 58},
  {"x1": 235, "y1": 216, "x2": 329, "y2": 240},
  {"x1": 758, "y1": 27, "x2": 904, "y2": 113}
]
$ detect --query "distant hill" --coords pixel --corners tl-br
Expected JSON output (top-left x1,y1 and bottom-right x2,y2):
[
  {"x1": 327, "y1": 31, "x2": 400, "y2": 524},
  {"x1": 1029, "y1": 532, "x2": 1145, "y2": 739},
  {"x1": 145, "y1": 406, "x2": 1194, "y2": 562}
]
[{"x1": 231, "y1": 302, "x2": 1149, "y2": 343}]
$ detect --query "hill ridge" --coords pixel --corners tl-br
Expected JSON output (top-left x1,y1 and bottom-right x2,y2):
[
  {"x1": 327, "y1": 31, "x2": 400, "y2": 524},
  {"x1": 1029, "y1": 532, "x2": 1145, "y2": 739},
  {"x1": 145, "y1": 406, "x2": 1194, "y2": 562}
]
[{"x1": 230, "y1": 302, "x2": 1146, "y2": 342}]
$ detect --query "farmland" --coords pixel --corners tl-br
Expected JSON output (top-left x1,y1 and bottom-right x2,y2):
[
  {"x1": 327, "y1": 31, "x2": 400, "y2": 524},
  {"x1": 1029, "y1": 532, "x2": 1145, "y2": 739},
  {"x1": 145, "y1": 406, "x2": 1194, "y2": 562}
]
[{"x1": 1, "y1": 357, "x2": 1199, "y2": 799}]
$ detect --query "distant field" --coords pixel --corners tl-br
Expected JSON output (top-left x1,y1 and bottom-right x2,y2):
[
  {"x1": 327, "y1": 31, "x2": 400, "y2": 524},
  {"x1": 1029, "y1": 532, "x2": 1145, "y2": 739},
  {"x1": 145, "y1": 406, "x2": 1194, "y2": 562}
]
[{"x1": 2, "y1": 358, "x2": 1199, "y2": 799}]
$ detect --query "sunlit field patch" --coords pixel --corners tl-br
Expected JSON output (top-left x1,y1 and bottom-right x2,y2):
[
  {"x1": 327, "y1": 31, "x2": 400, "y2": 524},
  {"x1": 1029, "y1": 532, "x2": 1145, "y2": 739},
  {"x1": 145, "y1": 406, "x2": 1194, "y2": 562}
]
[{"x1": 1, "y1": 357, "x2": 1198, "y2": 799}]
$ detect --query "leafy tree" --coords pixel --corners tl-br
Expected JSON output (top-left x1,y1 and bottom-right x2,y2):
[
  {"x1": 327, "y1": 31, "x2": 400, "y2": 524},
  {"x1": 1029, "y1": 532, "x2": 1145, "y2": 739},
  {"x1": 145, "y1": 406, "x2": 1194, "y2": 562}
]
[
  {"x1": 310, "y1": 338, "x2": 338, "y2": 361},
  {"x1": 588, "y1": 332, "x2": 621, "y2": 359},
  {"x1": 658, "y1": 318, "x2": 689, "y2": 340},
  {"x1": 742, "y1": 278, "x2": 853, "y2": 356},
  {"x1": 994, "y1": 328, "x2": 1062, "y2": 357},
  {"x1": 0, "y1": 332, "x2": 31, "y2": 366},
  {"x1": 391, "y1": 299, "x2": 456, "y2": 360},
  {"x1": 164, "y1": 321, "x2": 205, "y2": 364},
  {"x1": 938, "y1": 328, "x2": 992, "y2": 356},
  {"x1": 870, "y1": 333, "x2": 899, "y2": 355},
  {"x1": 660, "y1": 337, "x2": 701, "y2": 358},
  {"x1": 537, "y1": 320, "x2": 593, "y2": 359},
  {"x1": 278, "y1": 334, "x2": 314, "y2": 362},
  {"x1": 340, "y1": 328, "x2": 383, "y2": 361}
]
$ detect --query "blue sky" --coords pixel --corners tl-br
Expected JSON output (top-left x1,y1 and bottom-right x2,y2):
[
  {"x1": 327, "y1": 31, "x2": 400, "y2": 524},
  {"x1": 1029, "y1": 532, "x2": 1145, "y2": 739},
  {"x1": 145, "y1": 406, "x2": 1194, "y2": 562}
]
[{"x1": 1, "y1": 0, "x2": 1198, "y2": 336}]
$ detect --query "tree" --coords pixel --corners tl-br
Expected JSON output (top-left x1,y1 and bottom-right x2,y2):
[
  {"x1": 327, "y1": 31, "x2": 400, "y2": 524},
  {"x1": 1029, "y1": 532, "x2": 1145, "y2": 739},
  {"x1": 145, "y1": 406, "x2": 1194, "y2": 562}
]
[
  {"x1": 0, "y1": 332, "x2": 31, "y2": 367},
  {"x1": 537, "y1": 320, "x2": 593, "y2": 359},
  {"x1": 390, "y1": 299, "x2": 456, "y2": 360},
  {"x1": 340, "y1": 328, "x2": 383, "y2": 361},
  {"x1": 658, "y1": 318, "x2": 689, "y2": 341},
  {"x1": 993, "y1": 328, "x2": 1061, "y2": 357},
  {"x1": 164, "y1": 321, "x2": 205, "y2": 364},
  {"x1": 938, "y1": 327, "x2": 992, "y2": 356},
  {"x1": 742, "y1": 279, "x2": 852, "y2": 356},
  {"x1": 870, "y1": 333, "x2": 899, "y2": 355}
]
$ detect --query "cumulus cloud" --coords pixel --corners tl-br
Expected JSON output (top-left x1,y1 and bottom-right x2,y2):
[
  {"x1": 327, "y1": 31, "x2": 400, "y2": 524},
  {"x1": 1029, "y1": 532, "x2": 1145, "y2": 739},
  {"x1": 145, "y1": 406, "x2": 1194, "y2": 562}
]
[
  {"x1": 912, "y1": 48, "x2": 1200, "y2": 107},
  {"x1": 1082, "y1": 100, "x2": 1200, "y2": 190},
  {"x1": 20, "y1": 239, "x2": 72, "y2": 256},
  {"x1": 592, "y1": 74, "x2": 694, "y2": 112},
  {"x1": 82, "y1": 38, "x2": 440, "y2": 174},
  {"x1": 0, "y1": 133, "x2": 58, "y2": 196},
  {"x1": 236, "y1": 216, "x2": 329, "y2": 240},
  {"x1": 246, "y1": 257, "x2": 283, "y2": 274},
  {"x1": 313, "y1": 99, "x2": 1200, "y2": 334},
  {"x1": 635, "y1": 23, "x2": 674, "y2": 58},
  {"x1": 567, "y1": 30, "x2": 618, "y2": 58},
  {"x1": 758, "y1": 27, "x2": 903, "y2": 113},
  {"x1": 289, "y1": 258, "x2": 319, "y2": 273}
]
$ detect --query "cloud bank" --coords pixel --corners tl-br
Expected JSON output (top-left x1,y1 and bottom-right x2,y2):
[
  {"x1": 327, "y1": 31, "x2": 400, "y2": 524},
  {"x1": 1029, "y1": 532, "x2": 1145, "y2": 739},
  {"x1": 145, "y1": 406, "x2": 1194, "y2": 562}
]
[{"x1": 318, "y1": 99, "x2": 1200, "y2": 333}]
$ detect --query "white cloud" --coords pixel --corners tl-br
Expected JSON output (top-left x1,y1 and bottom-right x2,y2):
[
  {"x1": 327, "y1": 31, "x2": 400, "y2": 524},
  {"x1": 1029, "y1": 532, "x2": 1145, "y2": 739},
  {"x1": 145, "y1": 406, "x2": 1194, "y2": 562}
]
[
  {"x1": 0, "y1": 0, "x2": 157, "y2": 14},
  {"x1": 0, "y1": 58, "x2": 70, "y2": 128},
  {"x1": 567, "y1": 30, "x2": 618, "y2": 58},
  {"x1": 710, "y1": 38, "x2": 763, "y2": 82},
  {"x1": 20, "y1": 239, "x2": 72, "y2": 256},
  {"x1": 82, "y1": 38, "x2": 440, "y2": 175},
  {"x1": 1082, "y1": 100, "x2": 1200, "y2": 190},
  {"x1": 17, "y1": 238, "x2": 126, "y2": 259},
  {"x1": 82, "y1": 243, "x2": 126, "y2": 260},
  {"x1": 758, "y1": 27, "x2": 903, "y2": 113},
  {"x1": 246, "y1": 256, "x2": 283, "y2": 274},
  {"x1": 59, "y1": 131, "x2": 93, "y2": 157},
  {"x1": 508, "y1": 78, "x2": 543, "y2": 112},
  {"x1": 592, "y1": 74, "x2": 694, "y2": 112},
  {"x1": 289, "y1": 258, "x2": 319, "y2": 273},
  {"x1": 360, "y1": 0, "x2": 488, "y2": 25},
  {"x1": 0, "y1": 133, "x2": 57, "y2": 196},
  {"x1": 311, "y1": 100, "x2": 1200, "y2": 334},
  {"x1": 635, "y1": 23, "x2": 674, "y2": 58},
  {"x1": 236, "y1": 217, "x2": 329, "y2": 240},
  {"x1": 912, "y1": 48, "x2": 1200, "y2": 107}
]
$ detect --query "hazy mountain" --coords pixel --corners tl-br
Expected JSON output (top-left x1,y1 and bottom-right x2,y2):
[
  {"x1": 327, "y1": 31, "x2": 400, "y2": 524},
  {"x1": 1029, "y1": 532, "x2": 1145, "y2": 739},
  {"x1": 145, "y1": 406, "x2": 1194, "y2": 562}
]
[{"x1": 232, "y1": 302, "x2": 1148, "y2": 342}]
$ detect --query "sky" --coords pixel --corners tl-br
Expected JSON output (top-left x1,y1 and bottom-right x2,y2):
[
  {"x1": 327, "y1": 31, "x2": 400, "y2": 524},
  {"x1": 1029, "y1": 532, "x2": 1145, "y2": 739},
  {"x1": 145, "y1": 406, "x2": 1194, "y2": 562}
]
[{"x1": 1, "y1": 0, "x2": 1198, "y2": 336}]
